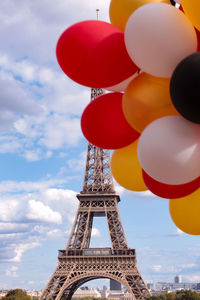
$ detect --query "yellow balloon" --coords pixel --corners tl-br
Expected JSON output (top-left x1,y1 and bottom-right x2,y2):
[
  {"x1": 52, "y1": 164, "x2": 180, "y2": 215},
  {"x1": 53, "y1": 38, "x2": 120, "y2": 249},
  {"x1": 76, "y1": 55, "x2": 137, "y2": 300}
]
[
  {"x1": 111, "y1": 140, "x2": 147, "y2": 191},
  {"x1": 182, "y1": 0, "x2": 200, "y2": 32},
  {"x1": 122, "y1": 73, "x2": 179, "y2": 133},
  {"x1": 169, "y1": 189, "x2": 200, "y2": 235},
  {"x1": 109, "y1": 0, "x2": 171, "y2": 31}
]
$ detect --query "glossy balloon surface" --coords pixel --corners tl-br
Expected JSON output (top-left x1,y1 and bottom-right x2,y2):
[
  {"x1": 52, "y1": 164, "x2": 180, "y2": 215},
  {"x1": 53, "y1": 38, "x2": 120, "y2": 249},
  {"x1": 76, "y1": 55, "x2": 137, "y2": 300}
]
[
  {"x1": 170, "y1": 189, "x2": 200, "y2": 235},
  {"x1": 123, "y1": 73, "x2": 178, "y2": 132},
  {"x1": 111, "y1": 140, "x2": 147, "y2": 191}
]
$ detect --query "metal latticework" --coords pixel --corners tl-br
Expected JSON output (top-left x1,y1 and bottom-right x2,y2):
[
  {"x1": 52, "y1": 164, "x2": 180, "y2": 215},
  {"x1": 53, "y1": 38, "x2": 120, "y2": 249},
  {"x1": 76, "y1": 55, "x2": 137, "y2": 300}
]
[
  {"x1": 82, "y1": 145, "x2": 115, "y2": 194},
  {"x1": 40, "y1": 89, "x2": 150, "y2": 300}
]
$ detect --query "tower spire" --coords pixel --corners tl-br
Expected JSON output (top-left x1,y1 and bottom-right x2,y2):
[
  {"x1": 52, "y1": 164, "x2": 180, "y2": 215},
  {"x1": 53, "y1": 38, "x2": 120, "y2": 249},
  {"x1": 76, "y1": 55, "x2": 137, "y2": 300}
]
[
  {"x1": 82, "y1": 145, "x2": 115, "y2": 194},
  {"x1": 82, "y1": 88, "x2": 115, "y2": 194},
  {"x1": 96, "y1": 8, "x2": 100, "y2": 20}
]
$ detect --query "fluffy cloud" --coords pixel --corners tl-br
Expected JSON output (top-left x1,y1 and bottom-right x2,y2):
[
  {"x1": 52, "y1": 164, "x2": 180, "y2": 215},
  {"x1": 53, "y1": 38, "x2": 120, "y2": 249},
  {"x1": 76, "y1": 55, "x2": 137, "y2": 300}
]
[
  {"x1": 152, "y1": 265, "x2": 162, "y2": 272},
  {"x1": 27, "y1": 200, "x2": 62, "y2": 224},
  {"x1": 92, "y1": 228, "x2": 101, "y2": 238},
  {"x1": 0, "y1": 55, "x2": 86, "y2": 160},
  {"x1": 0, "y1": 223, "x2": 29, "y2": 234},
  {"x1": 0, "y1": 0, "x2": 111, "y2": 162},
  {"x1": 66, "y1": 151, "x2": 86, "y2": 172},
  {"x1": 0, "y1": 179, "x2": 78, "y2": 262},
  {"x1": 6, "y1": 266, "x2": 18, "y2": 278},
  {"x1": 0, "y1": 0, "x2": 110, "y2": 63}
]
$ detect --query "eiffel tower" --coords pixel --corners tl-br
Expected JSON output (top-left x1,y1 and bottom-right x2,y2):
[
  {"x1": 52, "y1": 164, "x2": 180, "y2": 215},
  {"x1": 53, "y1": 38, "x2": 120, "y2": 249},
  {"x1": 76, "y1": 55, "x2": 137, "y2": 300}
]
[{"x1": 40, "y1": 89, "x2": 150, "y2": 300}]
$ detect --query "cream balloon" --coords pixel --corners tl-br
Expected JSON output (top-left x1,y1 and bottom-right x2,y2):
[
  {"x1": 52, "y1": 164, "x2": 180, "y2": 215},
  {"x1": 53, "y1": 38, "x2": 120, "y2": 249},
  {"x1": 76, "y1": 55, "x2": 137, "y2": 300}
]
[
  {"x1": 137, "y1": 116, "x2": 200, "y2": 185},
  {"x1": 124, "y1": 3, "x2": 197, "y2": 77}
]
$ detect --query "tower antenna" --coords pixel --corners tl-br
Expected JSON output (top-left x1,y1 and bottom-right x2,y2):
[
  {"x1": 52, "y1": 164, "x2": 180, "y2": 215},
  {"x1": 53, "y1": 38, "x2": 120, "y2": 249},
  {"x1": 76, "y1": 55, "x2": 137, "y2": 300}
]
[{"x1": 96, "y1": 8, "x2": 100, "y2": 20}]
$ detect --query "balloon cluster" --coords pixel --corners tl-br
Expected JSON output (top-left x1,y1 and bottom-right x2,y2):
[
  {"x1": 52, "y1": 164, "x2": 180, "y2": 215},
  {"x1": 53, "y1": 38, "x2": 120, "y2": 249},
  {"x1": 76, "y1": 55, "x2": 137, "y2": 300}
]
[{"x1": 56, "y1": 0, "x2": 200, "y2": 235}]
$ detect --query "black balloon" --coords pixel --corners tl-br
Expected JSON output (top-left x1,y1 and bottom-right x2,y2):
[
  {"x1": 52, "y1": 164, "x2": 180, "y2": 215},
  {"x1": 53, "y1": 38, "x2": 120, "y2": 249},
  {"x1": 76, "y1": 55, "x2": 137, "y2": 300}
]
[
  {"x1": 170, "y1": 0, "x2": 176, "y2": 6},
  {"x1": 170, "y1": 52, "x2": 200, "y2": 124}
]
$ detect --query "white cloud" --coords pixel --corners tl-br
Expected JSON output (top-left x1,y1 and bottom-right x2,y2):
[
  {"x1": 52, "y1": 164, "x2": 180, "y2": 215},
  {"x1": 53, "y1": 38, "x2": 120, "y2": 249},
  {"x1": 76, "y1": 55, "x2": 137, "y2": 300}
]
[
  {"x1": 0, "y1": 1, "x2": 110, "y2": 64},
  {"x1": 183, "y1": 275, "x2": 200, "y2": 282},
  {"x1": 0, "y1": 223, "x2": 29, "y2": 234},
  {"x1": 126, "y1": 190, "x2": 158, "y2": 198},
  {"x1": 152, "y1": 265, "x2": 162, "y2": 272},
  {"x1": 114, "y1": 184, "x2": 125, "y2": 195},
  {"x1": 47, "y1": 229, "x2": 65, "y2": 240},
  {"x1": 0, "y1": 69, "x2": 42, "y2": 115},
  {"x1": 6, "y1": 266, "x2": 18, "y2": 278},
  {"x1": 0, "y1": 179, "x2": 66, "y2": 194},
  {"x1": 0, "y1": 178, "x2": 78, "y2": 262},
  {"x1": 41, "y1": 188, "x2": 78, "y2": 223},
  {"x1": 67, "y1": 151, "x2": 86, "y2": 172},
  {"x1": 0, "y1": 200, "x2": 21, "y2": 222},
  {"x1": 0, "y1": 136, "x2": 22, "y2": 153},
  {"x1": 0, "y1": 52, "x2": 87, "y2": 160},
  {"x1": 40, "y1": 115, "x2": 82, "y2": 149},
  {"x1": 92, "y1": 228, "x2": 101, "y2": 238},
  {"x1": 10, "y1": 242, "x2": 41, "y2": 263},
  {"x1": 27, "y1": 199, "x2": 62, "y2": 224},
  {"x1": 0, "y1": 0, "x2": 109, "y2": 162},
  {"x1": 180, "y1": 264, "x2": 197, "y2": 269}
]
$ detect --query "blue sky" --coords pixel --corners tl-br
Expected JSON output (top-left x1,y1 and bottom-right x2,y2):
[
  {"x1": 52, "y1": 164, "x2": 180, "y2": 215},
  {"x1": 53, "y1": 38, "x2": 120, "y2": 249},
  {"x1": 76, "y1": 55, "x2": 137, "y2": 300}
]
[{"x1": 0, "y1": 0, "x2": 200, "y2": 292}]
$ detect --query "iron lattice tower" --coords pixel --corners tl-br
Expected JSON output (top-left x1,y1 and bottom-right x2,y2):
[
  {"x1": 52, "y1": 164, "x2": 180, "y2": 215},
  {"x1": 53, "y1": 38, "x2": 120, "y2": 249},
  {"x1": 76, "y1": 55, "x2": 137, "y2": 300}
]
[{"x1": 40, "y1": 89, "x2": 150, "y2": 300}]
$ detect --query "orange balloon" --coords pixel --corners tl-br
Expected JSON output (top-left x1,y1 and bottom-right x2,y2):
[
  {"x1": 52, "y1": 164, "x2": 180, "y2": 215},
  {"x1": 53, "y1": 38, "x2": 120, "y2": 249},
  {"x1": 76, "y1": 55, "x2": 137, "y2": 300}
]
[
  {"x1": 122, "y1": 73, "x2": 179, "y2": 133},
  {"x1": 169, "y1": 189, "x2": 200, "y2": 235},
  {"x1": 110, "y1": 140, "x2": 147, "y2": 191},
  {"x1": 109, "y1": 0, "x2": 171, "y2": 31}
]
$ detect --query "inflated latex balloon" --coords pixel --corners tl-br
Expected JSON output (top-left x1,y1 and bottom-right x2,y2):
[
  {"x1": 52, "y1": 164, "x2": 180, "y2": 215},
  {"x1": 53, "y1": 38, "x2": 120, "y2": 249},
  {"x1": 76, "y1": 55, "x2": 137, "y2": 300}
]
[
  {"x1": 182, "y1": 0, "x2": 200, "y2": 31},
  {"x1": 123, "y1": 73, "x2": 178, "y2": 133},
  {"x1": 124, "y1": 3, "x2": 197, "y2": 77},
  {"x1": 56, "y1": 20, "x2": 138, "y2": 88},
  {"x1": 111, "y1": 140, "x2": 147, "y2": 191},
  {"x1": 179, "y1": 5, "x2": 200, "y2": 51},
  {"x1": 109, "y1": 0, "x2": 170, "y2": 31},
  {"x1": 81, "y1": 92, "x2": 139, "y2": 150},
  {"x1": 169, "y1": 189, "x2": 200, "y2": 235},
  {"x1": 138, "y1": 116, "x2": 200, "y2": 185},
  {"x1": 105, "y1": 73, "x2": 138, "y2": 92},
  {"x1": 196, "y1": 29, "x2": 200, "y2": 52},
  {"x1": 142, "y1": 169, "x2": 200, "y2": 199},
  {"x1": 170, "y1": 52, "x2": 200, "y2": 124}
]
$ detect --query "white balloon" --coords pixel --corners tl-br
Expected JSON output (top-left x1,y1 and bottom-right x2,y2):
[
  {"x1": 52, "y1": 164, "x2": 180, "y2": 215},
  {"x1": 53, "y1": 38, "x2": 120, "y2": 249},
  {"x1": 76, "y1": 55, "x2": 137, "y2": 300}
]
[
  {"x1": 124, "y1": 3, "x2": 197, "y2": 78},
  {"x1": 137, "y1": 116, "x2": 200, "y2": 185},
  {"x1": 105, "y1": 72, "x2": 139, "y2": 92}
]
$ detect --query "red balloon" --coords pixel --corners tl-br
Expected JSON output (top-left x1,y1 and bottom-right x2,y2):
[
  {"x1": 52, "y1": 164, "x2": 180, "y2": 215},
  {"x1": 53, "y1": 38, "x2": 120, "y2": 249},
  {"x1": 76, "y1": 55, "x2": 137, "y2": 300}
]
[
  {"x1": 142, "y1": 169, "x2": 200, "y2": 199},
  {"x1": 81, "y1": 92, "x2": 139, "y2": 149},
  {"x1": 56, "y1": 20, "x2": 138, "y2": 88},
  {"x1": 195, "y1": 28, "x2": 200, "y2": 51}
]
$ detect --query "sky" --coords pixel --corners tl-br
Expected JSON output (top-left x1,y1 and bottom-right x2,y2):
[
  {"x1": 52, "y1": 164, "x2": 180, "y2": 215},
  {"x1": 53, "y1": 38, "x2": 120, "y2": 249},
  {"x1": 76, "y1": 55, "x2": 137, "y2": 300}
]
[{"x1": 0, "y1": 0, "x2": 200, "y2": 292}]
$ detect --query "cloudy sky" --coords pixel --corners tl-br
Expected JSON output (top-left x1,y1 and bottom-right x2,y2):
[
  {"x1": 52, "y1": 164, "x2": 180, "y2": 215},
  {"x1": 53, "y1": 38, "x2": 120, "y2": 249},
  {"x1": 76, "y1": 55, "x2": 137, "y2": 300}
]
[{"x1": 0, "y1": 0, "x2": 200, "y2": 292}]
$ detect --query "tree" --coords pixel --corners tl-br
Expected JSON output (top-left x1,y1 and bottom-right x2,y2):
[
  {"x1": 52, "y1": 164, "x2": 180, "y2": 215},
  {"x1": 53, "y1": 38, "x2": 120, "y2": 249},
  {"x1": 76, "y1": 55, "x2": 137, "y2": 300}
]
[
  {"x1": 148, "y1": 290, "x2": 200, "y2": 300},
  {"x1": 3, "y1": 289, "x2": 32, "y2": 300},
  {"x1": 176, "y1": 290, "x2": 200, "y2": 300},
  {"x1": 148, "y1": 293, "x2": 176, "y2": 300}
]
